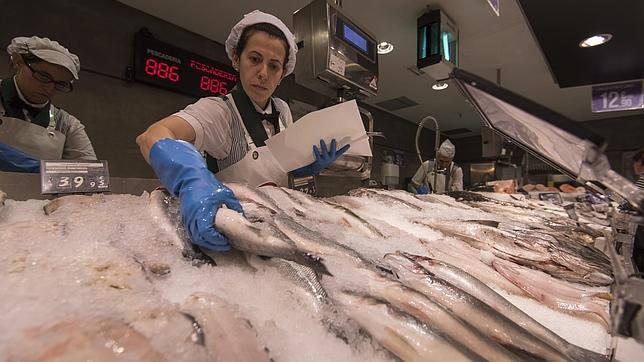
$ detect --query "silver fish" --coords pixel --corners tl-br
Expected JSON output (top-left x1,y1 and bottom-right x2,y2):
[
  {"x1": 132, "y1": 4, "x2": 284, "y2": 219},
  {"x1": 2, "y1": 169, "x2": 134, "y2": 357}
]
[
  {"x1": 349, "y1": 188, "x2": 423, "y2": 211},
  {"x1": 43, "y1": 194, "x2": 105, "y2": 215},
  {"x1": 402, "y1": 252, "x2": 608, "y2": 362},
  {"x1": 225, "y1": 183, "x2": 279, "y2": 214},
  {"x1": 333, "y1": 291, "x2": 477, "y2": 362},
  {"x1": 493, "y1": 259, "x2": 611, "y2": 328},
  {"x1": 279, "y1": 187, "x2": 385, "y2": 238},
  {"x1": 384, "y1": 252, "x2": 570, "y2": 361},
  {"x1": 215, "y1": 208, "x2": 331, "y2": 276},
  {"x1": 6, "y1": 317, "x2": 165, "y2": 361},
  {"x1": 181, "y1": 292, "x2": 271, "y2": 362},
  {"x1": 148, "y1": 190, "x2": 215, "y2": 266}
]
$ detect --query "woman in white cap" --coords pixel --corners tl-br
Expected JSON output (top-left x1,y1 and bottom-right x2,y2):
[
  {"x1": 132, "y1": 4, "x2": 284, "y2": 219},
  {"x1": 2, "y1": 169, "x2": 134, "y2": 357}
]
[
  {"x1": 0, "y1": 36, "x2": 96, "y2": 172},
  {"x1": 136, "y1": 10, "x2": 349, "y2": 252},
  {"x1": 410, "y1": 139, "x2": 463, "y2": 194}
]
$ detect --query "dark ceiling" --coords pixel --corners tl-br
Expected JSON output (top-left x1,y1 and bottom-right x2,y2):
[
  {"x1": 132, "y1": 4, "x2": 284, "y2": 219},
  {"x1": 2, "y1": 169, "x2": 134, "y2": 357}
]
[{"x1": 518, "y1": 0, "x2": 644, "y2": 88}]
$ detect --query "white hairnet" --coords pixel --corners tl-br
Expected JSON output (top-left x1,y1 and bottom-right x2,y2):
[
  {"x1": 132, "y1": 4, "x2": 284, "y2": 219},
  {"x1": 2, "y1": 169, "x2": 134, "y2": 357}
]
[
  {"x1": 438, "y1": 139, "x2": 456, "y2": 158},
  {"x1": 7, "y1": 36, "x2": 80, "y2": 80},
  {"x1": 225, "y1": 10, "x2": 297, "y2": 76}
]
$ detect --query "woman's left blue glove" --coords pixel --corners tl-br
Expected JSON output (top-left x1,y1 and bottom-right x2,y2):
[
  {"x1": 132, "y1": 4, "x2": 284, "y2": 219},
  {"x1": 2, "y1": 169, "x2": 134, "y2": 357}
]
[
  {"x1": 149, "y1": 138, "x2": 243, "y2": 251},
  {"x1": 292, "y1": 139, "x2": 350, "y2": 177},
  {"x1": 0, "y1": 142, "x2": 40, "y2": 173}
]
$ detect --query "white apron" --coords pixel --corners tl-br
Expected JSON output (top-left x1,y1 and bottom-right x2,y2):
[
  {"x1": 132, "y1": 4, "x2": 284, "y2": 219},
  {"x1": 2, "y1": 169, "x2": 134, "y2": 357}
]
[
  {"x1": 0, "y1": 102, "x2": 65, "y2": 160},
  {"x1": 428, "y1": 172, "x2": 447, "y2": 194},
  {"x1": 214, "y1": 107, "x2": 288, "y2": 188}
]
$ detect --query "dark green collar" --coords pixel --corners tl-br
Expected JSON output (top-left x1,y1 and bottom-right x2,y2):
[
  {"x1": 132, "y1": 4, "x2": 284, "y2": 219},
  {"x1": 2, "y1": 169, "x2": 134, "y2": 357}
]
[{"x1": 0, "y1": 78, "x2": 51, "y2": 128}]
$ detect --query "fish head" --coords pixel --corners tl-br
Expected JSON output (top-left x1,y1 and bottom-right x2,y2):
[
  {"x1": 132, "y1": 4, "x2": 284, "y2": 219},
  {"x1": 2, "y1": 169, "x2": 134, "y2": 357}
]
[{"x1": 383, "y1": 252, "x2": 429, "y2": 280}]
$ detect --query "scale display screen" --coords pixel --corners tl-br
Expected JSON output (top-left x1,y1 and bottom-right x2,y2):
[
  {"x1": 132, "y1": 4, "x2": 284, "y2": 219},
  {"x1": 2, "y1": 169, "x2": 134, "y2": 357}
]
[
  {"x1": 343, "y1": 24, "x2": 367, "y2": 53},
  {"x1": 133, "y1": 33, "x2": 238, "y2": 98},
  {"x1": 336, "y1": 18, "x2": 372, "y2": 58}
]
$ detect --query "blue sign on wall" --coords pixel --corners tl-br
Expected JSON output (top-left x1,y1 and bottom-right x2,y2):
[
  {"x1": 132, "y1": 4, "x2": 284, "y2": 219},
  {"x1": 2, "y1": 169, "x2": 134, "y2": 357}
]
[{"x1": 591, "y1": 80, "x2": 644, "y2": 113}]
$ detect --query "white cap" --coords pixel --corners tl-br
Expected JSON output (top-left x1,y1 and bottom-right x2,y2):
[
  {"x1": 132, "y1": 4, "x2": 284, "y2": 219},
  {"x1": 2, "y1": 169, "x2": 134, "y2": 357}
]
[
  {"x1": 225, "y1": 10, "x2": 297, "y2": 76},
  {"x1": 7, "y1": 36, "x2": 80, "y2": 80},
  {"x1": 438, "y1": 139, "x2": 456, "y2": 158}
]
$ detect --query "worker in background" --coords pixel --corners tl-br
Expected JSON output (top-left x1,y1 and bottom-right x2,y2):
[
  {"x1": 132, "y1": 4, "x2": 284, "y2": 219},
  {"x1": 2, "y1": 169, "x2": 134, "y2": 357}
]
[
  {"x1": 0, "y1": 36, "x2": 96, "y2": 172},
  {"x1": 410, "y1": 139, "x2": 463, "y2": 194},
  {"x1": 632, "y1": 148, "x2": 644, "y2": 271},
  {"x1": 136, "y1": 10, "x2": 349, "y2": 252},
  {"x1": 634, "y1": 148, "x2": 644, "y2": 189}
]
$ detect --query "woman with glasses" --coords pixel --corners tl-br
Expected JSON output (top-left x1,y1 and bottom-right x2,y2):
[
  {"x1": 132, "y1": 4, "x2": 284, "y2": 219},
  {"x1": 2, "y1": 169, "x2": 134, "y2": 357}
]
[{"x1": 0, "y1": 36, "x2": 96, "y2": 172}]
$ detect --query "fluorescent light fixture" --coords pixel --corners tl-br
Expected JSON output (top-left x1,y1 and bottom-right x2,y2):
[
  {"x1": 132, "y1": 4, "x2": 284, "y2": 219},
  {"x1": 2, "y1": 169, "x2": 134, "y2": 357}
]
[
  {"x1": 579, "y1": 33, "x2": 612, "y2": 48},
  {"x1": 432, "y1": 82, "x2": 448, "y2": 90},
  {"x1": 442, "y1": 32, "x2": 450, "y2": 61},
  {"x1": 377, "y1": 42, "x2": 394, "y2": 54}
]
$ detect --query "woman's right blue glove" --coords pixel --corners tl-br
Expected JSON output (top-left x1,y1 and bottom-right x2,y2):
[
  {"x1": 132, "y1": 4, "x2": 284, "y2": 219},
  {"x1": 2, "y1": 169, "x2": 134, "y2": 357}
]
[
  {"x1": 0, "y1": 142, "x2": 40, "y2": 173},
  {"x1": 416, "y1": 184, "x2": 429, "y2": 195},
  {"x1": 149, "y1": 138, "x2": 243, "y2": 251}
]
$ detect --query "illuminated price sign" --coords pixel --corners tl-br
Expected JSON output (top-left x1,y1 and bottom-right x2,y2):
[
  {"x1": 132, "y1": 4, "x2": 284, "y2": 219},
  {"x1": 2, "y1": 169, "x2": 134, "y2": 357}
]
[
  {"x1": 591, "y1": 80, "x2": 644, "y2": 113},
  {"x1": 40, "y1": 160, "x2": 110, "y2": 195},
  {"x1": 133, "y1": 33, "x2": 238, "y2": 97}
]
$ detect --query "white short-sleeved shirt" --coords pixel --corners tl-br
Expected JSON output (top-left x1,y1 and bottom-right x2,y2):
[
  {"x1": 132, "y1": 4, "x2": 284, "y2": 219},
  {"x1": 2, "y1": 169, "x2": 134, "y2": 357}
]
[{"x1": 174, "y1": 95, "x2": 294, "y2": 160}]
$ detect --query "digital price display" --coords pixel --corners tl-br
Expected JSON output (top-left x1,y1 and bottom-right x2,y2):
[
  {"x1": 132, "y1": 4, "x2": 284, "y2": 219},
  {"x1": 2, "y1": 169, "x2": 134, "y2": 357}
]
[{"x1": 134, "y1": 33, "x2": 238, "y2": 98}]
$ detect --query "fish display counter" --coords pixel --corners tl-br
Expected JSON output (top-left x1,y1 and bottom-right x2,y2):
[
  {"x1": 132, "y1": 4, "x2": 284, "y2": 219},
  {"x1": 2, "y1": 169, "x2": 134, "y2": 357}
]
[
  {"x1": 1, "y1": 65, "x2": 642, "y2": 360},
  {"x1": 0, "y1": 178, "x2": 626, "y2": 361}
]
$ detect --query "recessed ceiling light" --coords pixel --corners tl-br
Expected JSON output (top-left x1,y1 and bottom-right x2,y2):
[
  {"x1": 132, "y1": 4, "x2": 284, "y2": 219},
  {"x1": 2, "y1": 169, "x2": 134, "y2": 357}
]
[
  {"x1": 579, "y1": 33, "x2": 613, "y2": 48},
  {"x1": 377, "y1": 42, "x2": 394, "y2": 54},
  {"x1": 432, "y1": 82, "x2": 448, "y2": 91}
]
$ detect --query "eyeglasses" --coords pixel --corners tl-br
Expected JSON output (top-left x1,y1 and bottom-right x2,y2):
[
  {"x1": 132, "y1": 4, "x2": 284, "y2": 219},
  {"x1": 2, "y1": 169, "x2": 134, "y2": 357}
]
[{"x1": 24, "y1": 62, "x2": 74, "y2": 93}]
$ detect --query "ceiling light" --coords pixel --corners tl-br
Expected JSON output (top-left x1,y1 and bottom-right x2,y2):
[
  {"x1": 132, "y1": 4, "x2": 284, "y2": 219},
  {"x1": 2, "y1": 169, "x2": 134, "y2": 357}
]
[
  {"x1": 579, "y1": 34, "x2": 612, "y2": 48},
  {"x1": 377, "y1": 42, "x2": 394, "y2": 54},
  {"x1": 432, "y1": 82, "x2": 448, "y2": 91}
]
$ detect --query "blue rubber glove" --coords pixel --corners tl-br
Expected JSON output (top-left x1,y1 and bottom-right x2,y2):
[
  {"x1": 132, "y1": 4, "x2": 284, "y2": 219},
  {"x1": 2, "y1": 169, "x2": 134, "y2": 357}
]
[
  {"x1": 149, "y1": 138, "x2": 243, "y2": 251},
  {"x1": 292, "y1": 139, "x2": 351, "y2": 177},
  {"x1": 416, "y1": 184, "x2": 429, "y2": 195},
  {"x1": 0, "y1": 142, "x2": 40, "y2": 173}
]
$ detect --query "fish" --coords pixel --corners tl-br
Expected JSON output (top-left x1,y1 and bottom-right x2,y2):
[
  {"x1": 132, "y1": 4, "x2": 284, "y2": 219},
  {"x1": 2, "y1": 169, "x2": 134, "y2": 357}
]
[
  {"x1": 420, "y1": 240, "x2": 526, "y2": 295},
  {"x1": 401, "y1": 252, "x2": 609, "y2": 362},
  {"x1": 268, "y1": 215, "x2": 520, "y2": 360},
  {"x1": 148, "y1": 189, "x2": 215, "y2": 266},
  {"x1": 323, "y1": 257, "x2": 521, "y2": 362},
  {"x1": 226, "y1": 183, "x2": 279, "y2": 214},
  {"x1": 416, "y1": 218, "x2": 613, "y2": 286},
  {"x1": 181, "y1": 292, "x2": 271, "y2": 362},
  {"x1": 5, "y1": 318, "x2": 164, "y2": 361},
  {"x1": 414, "y1": 219, "x2": 552, "y2": 263},
  {"x1": 333, "y1": 291, "x2": 477, "y2": 362},
  {"x1": 43, "y1": 194, "x2": 105, "y2": 215},
  {"x1": 349, "y1": 188, "x2": 424, "y2": 211},
  {"x1": 127, "y1": 307, "x2": 213, "y2": 361},
  {"x1": 247, "y1": 255, "x2": 328, "y2": 312},
  {"x1": 0, "y1": 190, "x2": 6, "y2": 209},
  {"x1": 416, "y1": 193, "x2": 474, "y2": 210},
  {"x1": 279, "y1": 186, "x2": 385, "y2": 238},
  {"x1": 493, "y1": 258, "x2": 611, "y2": 328},
  {"x1": 214, "y1": 207, "x2": 331, "y2": 276},
  {"x1": 383, "y1": 252, "x2": 571, "y2": 361}
]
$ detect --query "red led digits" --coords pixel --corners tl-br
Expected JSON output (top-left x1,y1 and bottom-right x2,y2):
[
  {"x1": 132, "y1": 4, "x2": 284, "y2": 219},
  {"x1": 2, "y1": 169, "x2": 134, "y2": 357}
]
[
  {"x1": 199, "y1": 75, "x2": 228, "y2": 96},
  {"x1": 144, "y1": 58, "x2": 180, "y2": 83}
]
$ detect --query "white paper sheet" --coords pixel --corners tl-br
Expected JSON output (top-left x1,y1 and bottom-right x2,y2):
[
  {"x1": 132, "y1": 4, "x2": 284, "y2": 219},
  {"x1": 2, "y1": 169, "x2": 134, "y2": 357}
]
[{"x1": 266, "y1": 100, "x2": 372, "y2": 172}]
